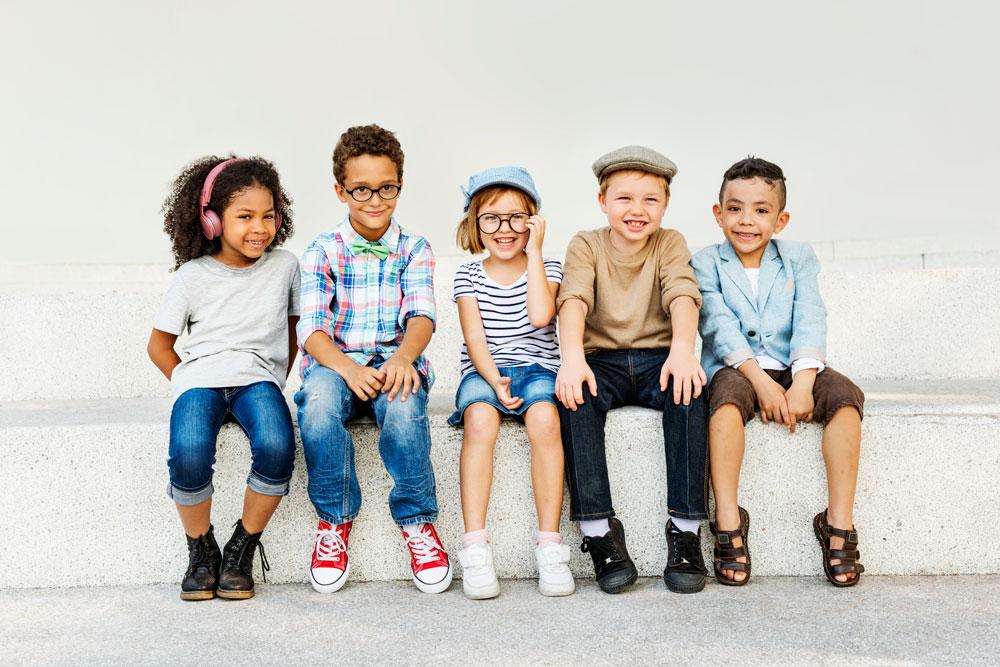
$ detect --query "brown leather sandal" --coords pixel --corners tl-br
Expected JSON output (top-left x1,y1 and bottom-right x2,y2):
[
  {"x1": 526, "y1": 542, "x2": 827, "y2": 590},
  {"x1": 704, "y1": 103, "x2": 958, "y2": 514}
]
[
  {"x1": 709, "y1": 506, "x2": 751, "y2": 586},
  {"x1": 813, "y1": 510, "x2": 865, "y2": 587}
]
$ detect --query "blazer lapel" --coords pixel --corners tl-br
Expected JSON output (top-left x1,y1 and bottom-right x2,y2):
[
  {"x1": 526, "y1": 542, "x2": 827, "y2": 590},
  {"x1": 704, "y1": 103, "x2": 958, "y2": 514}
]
[
  {"x1": 756, "y1": 242, "x2": 783, "y2": 311},
  {"x1": 719, "y1": 241, "x2": 757, "y2": 309}
]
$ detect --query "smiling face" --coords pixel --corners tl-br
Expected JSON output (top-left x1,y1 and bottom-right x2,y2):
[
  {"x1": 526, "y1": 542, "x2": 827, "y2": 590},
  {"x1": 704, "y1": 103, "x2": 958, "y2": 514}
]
[
  {"x1": 335, "y1": 154, "x2": 401, "y2": 241},
  {"x1": 214, "y1": 184, "x2": 277, "y2": 267},
  {"x1": 598, "y1": 170, "x2": 669, "y2": 254},
  {"x1": 477, "y1": 190, "x2": 532, "y2": 261},
  {"x1": 714, "y1": 176, "x2": 790, "y2": 267}
]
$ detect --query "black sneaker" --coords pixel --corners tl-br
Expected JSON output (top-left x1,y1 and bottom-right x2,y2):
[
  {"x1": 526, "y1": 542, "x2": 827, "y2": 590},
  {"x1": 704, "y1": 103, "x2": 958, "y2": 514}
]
[
  {"x1": 217, "y1": 520, "x2": 269, "y2": 600},
  {"x1": 663, "y1": 519, "x2": 707, "y2": 594},
  {"x1": 181, "y1": 526, "x2": 221, "y2": 601},
  {"x1": 581, "y1": 517, "x2": 638, "y2": 594}
]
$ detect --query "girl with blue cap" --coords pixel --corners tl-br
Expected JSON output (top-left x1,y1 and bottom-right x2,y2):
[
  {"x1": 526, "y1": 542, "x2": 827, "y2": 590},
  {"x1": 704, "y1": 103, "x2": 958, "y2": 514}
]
[{"x1": 449, "y1": 167, "x2": 574, "y2": 599}]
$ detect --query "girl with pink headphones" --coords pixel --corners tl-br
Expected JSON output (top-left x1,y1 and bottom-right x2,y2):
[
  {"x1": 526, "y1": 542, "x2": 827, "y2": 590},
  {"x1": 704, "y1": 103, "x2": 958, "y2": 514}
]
[{"x1": 147, "y1": 155, "x2": 299, "y2": 601}]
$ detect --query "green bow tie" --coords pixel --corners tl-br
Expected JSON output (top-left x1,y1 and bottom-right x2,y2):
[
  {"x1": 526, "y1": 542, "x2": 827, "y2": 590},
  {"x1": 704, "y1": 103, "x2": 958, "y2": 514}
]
[{"x1": 351, "y1": 238, "x2": 390, "y2": 260}]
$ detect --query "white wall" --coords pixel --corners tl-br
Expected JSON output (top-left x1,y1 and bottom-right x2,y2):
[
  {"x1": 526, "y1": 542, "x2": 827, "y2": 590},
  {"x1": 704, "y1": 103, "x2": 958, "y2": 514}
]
[{"x1": 2, "y1": 0, "x2": 995, "y2": 266}]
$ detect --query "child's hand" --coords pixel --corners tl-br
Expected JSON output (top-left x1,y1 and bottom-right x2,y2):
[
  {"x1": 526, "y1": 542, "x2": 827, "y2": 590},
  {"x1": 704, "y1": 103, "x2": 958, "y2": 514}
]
[
  {"x1": 492, "y1": 377, "x2": 525, "y2": 411},
  {"x1": 784, "y1": 382, "x2": 814, "y2": 433},
  {"x1": 785, "y1": 371, "x2": 817, "y2": 433},
  {"x1": 381, "y1": 353, "x2": 421, "y2": 402},
  {"x1": 345, "y1": 364, "x2": 386, "y2": 401},
  {"x1": 524, "y1": 215, "x2": 546, "y2": 257},
  {"x1": 750, "y1": 373, "x2": 793, "y2": 430},
  {"x1": 660, "y1": 349, "x2": 707, "y2": 406},
  {"x1": 556, "y1": 356, "x2": 597, "y2": 411}
]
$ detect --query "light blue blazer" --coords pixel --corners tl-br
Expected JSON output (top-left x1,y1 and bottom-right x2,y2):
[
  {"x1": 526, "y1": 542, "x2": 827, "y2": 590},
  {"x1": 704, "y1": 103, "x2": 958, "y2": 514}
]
[{"x1": 691, "y1": 239, "x2": 827, "y2": 382}]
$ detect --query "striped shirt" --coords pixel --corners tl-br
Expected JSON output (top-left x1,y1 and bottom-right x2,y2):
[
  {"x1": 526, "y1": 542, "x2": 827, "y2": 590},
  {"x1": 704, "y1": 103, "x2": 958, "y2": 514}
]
[
  {"x1": 297, "y1": 217, "x2": 436, "y2": 386},
  {"x1": 452, "y1": 258, "x2": 562, "y2": 376}
]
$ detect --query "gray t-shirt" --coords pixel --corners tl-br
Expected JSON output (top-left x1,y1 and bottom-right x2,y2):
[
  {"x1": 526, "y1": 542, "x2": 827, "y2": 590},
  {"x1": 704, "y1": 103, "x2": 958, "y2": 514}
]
[{"x1": 154, "y1": 249, "x2": 301, "y2": 401}]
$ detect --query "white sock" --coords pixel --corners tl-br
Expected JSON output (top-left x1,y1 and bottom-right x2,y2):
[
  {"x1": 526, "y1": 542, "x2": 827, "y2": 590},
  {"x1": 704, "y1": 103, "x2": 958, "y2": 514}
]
[
  {"x1": 578, "y1": 519, "x2": 611, "y2": 538},
  {"x1": 670, "y1": 517, "x2": 701, "y2": 534},
  {"x1": 403, "y1": 522, "x2": 424, "y2": 538}
]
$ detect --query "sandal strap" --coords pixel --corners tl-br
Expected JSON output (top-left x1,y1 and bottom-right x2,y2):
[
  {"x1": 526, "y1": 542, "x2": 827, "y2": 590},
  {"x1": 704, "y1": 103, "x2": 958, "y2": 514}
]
[
  {"x1": 715, "y1": 543, "x2": 747, "y2": 560},
  {"x1": 821, "y1": 524, "x2": 859, "y2": 545},
  {"x1": 715, "y1": 559, "x2": 747, "y2": 572},
  {"x1": 830, "y1": 561, "x2": 865, "y2": 576}
]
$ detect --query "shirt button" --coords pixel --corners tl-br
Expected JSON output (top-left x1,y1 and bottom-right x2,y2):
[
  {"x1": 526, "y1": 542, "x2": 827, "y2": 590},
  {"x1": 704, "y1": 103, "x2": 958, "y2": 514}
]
[{"x1": 748, "y1": 330, "x2": 757, "y2": 337}]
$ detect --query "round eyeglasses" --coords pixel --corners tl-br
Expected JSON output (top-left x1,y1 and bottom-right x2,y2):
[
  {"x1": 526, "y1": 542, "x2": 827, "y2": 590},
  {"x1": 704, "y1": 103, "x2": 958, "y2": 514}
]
[
  {"x1": 343, "y1": 184, "x2": 401, "y2": 202},
  {"x1": 477, "y1": 212, "x2": 530, "y2": 234}
]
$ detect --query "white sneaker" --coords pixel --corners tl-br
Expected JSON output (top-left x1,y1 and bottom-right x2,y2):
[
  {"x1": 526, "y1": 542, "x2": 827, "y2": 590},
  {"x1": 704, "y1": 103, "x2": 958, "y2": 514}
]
[
  {"x1": 536, "y1": 542, "x2": 575, "y2": 596},
  {"x1": 457, "y1": 542, "x2": 500, "y2": 599}
]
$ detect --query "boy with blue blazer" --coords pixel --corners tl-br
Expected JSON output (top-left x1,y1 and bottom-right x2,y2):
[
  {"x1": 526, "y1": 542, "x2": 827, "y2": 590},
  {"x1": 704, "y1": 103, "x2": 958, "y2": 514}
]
[{"x1": 691, "y1": 157, "x2": 866, "y2": 588}]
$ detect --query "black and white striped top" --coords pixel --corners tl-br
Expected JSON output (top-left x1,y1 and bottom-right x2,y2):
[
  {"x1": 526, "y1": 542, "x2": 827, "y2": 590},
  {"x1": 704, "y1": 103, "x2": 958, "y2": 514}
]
[{"x1": 452, "y1": 259, "x2": 563, "y2": 376}]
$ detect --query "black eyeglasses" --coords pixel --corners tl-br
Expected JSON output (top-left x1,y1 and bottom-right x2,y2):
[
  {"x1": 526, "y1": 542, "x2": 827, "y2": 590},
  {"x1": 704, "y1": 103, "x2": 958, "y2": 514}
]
[
  {"x1": 477, "y1": 212, "x2": 530, "y2": 234},
  {"x1": 343, "y1": 184, "x2": 401, "y2": 202}
]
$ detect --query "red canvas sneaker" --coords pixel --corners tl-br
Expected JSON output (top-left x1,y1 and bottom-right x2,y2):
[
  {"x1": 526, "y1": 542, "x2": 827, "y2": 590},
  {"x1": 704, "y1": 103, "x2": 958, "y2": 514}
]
[
  {"x1": 401, "y1": 523, "x2": 453, "y2": 594},
  {"x1": 310, "y1": 520, "x2": 352, "y2": 593}
]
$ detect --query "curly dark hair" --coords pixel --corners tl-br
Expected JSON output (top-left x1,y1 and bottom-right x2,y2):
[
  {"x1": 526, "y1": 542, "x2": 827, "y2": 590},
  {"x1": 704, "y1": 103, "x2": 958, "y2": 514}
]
[
  {"x1": 332, "y1": 124, "x2": 404, "y2": 185},
  {"x1": 720, "y1": 156, "x2": 787, "y2": 210},
  {"x1": 161, "y1": 155, "x2": 294, "y2": 269}
]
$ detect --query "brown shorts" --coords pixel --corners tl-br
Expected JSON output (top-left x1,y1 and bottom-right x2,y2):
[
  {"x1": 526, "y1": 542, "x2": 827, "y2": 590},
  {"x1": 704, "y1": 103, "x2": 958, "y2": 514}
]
[{"x1": 708, "y1": 366, "x2": 864, "y2": 426}]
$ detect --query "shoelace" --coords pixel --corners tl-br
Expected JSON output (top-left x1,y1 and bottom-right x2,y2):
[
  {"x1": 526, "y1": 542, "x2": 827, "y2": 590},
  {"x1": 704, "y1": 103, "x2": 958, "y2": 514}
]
[
  {"x1": 187, "y1": 537, "x2": 215, "y2": 574},
  {"x1": 670, "y1": 530, "x2": 702, "y2": 567},
  {"x1": 225, "y1": 533, "x2": 271, "y2": 582},
  {"x1": 582, "y1": 535, "x2": 622, "y2": 562},
  {"x1": 314, "y1": 527, "x2": 348, "y2": 562},
  {"x1": 405, "y1": 533, "x2": 444, "y2": 566}
]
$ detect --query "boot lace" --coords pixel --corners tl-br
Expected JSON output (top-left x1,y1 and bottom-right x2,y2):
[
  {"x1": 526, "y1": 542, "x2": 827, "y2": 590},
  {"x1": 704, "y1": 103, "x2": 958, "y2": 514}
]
[{"x1": 225, "y1": 530, "x2": 271, "y2": 582}]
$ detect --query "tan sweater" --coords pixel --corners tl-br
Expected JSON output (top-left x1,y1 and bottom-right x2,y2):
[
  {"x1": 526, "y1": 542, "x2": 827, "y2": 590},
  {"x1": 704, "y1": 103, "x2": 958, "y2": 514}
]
[{"x1": 557, "y1": 227, "x2": 702, "y2": 352}]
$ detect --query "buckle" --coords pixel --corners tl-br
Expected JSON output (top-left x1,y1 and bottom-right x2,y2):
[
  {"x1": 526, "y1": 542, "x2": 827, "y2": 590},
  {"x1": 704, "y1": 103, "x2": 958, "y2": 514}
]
[
  {"x1": 718, "y1": 534, "x2": 730, "y2": 545},
  {"x1": 847, "y1": 531, "x2": 858, "y2": 543}
]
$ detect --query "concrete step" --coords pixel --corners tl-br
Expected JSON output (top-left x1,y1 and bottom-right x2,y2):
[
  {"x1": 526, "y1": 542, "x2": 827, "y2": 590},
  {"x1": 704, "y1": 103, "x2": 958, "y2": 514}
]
[
  {"x1": 1, "y1": 381, "x2": 998, "y2": 589},
  {"x1": 1, "y1": 265, "x2": 998, "y2": 401},
  {"x1": 4, "y1": 577, "x2": 999, "y2": 665}
]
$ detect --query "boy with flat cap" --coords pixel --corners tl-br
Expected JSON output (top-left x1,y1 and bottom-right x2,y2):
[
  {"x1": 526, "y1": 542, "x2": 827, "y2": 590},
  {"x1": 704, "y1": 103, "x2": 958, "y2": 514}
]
[{"x1": 556, "y1": 145, "x2": 710, "y2": 594}]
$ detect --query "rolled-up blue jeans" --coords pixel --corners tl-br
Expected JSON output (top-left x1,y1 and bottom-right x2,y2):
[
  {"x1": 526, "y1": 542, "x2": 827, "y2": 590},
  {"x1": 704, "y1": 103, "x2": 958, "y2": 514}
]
[
  {"x1": 294, "y1": 364, "x2": 438, "y2": 527},
  {"x1": 168, "y1": 381, "x2": 296, "y2": 506}
]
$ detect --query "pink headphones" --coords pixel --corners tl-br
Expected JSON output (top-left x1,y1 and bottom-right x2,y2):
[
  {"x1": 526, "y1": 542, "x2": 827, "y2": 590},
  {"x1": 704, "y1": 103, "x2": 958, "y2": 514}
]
[{"x1": 199, "y1": 158, "x2": 283, "y2": 239}]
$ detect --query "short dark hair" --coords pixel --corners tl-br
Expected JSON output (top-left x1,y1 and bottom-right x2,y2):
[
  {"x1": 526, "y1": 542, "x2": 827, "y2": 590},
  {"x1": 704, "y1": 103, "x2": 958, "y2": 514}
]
[
  {"x1": 161, "y1": 156, "x2": 294, "y2": 270},
  {"x1": 720, "y1": 157, "x2": 787, "y2": 210},
  {"x1": 332, "y1": 124, "x2": 404, "y2": 185}
]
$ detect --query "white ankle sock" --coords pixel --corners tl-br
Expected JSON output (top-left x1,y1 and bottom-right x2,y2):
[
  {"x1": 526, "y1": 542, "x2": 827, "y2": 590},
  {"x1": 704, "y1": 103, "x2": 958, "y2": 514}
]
[
  {"x1": 403, "y1": 522, "x2": 425, "y2": 538},
  {"x1": 578, "y1": 519, "x2": 611, "y2": 538},
  {"x1": 670, "y1": 517, "x2": 701, "y2": 534}
]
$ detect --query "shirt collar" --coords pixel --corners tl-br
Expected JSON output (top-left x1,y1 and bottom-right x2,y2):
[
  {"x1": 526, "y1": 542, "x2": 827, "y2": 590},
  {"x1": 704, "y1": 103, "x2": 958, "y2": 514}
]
[{"x1": 338, "y1": 216, "x2": 402, "y2": 255}]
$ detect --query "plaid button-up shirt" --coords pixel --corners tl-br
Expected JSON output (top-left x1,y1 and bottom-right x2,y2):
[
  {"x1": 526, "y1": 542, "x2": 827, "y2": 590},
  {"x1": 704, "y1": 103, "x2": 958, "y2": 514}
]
[{"x1": 297, "y1": 217, "x2": 436, "y2": 386}]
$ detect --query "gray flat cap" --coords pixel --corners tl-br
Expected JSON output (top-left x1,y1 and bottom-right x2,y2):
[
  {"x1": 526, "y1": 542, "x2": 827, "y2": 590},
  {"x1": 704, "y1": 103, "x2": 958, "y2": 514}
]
[{"x1": 592, "y1": 145, "x2": 678, "y2": 183}]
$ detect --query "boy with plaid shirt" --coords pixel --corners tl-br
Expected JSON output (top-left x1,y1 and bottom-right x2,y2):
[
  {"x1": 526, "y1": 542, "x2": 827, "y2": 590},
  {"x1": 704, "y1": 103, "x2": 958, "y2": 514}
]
[{"x1": 296, "y1": 125, "x2": 452, "y2": 594}]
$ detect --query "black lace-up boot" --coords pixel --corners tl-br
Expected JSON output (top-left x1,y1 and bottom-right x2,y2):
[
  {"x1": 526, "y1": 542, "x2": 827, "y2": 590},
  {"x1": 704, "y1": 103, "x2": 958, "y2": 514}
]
[
  {"x1": 663, "y1": 519, "x2": 707, "y2": 594},
  {"x1": 217, "y1": 520, "x2": 269, "y2": 600},
  {"x1": 181, "y1": 526, "x2": 222, "y2": 601},
  {"x1": 580, "y1": 517, "x2": 638, "y2": 594}
]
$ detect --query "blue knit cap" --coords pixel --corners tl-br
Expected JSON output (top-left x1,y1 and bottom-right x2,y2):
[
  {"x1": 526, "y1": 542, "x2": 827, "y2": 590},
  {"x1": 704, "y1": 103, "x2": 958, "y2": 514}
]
[{"x1": 462, "y1": 166, "x2": 541, "y2": 212}]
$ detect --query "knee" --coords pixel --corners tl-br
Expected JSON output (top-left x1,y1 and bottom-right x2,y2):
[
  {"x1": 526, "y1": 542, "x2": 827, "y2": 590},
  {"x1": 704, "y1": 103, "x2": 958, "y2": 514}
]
[
  {"x1": 297, "y1": 369, "x2": 351, "y2": 426},
  {"x1": 525, "y1": 403, "x2": 560, "y2": 442},
  {"x1": 463, "y1": 403, "x2": 500, "y2": 441},
  {"x1": 168, "y1": 438, "x2": 215, "y2": 484}
]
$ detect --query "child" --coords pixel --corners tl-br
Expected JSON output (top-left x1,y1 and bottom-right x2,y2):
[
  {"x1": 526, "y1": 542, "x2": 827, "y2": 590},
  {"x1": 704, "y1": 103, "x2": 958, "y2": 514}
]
[
  {"x1": 148, "y1": 156, "x2": 300, "y2": 601},
  {"x1": 449, "y1": 167, "x2": 574, "y2": 599},
  {"x1": 295, "y1": 124, "x2": 452, "y2": 594},
  {"x1": 691, "y1": 157, "x2": 865, "y2": 587},
  {"x1": 557, "y1": 145, "x2": 709, "y2": 595}
]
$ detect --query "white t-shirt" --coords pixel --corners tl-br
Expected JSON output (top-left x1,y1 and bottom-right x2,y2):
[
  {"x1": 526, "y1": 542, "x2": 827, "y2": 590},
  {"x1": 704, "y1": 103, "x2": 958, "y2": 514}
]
[
  {"x1": 452, "y1": 258, "x2": 562, "y2": 376},
  {"x1": 733, "y1": 266, "x2": 824, "y2": 376},
  {"x1": 154, "y1": 249, "x2": 301, "y2": 401}
]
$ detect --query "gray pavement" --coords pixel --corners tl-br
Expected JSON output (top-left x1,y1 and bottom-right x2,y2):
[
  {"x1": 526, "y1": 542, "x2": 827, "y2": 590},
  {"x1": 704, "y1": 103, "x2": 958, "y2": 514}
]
[{"x1": 2, "y1": 576, "x2": 999, "y2": 666}]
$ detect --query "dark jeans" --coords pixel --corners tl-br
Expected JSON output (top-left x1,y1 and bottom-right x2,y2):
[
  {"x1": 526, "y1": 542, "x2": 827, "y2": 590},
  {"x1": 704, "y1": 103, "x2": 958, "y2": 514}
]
[{"x1": 558, "y1": 348, "x2": 709, "y2": 522}]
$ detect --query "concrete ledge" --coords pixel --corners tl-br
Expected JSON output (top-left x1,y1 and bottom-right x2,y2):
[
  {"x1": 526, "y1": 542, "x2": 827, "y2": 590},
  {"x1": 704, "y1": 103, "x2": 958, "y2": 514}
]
[
  {"x1": 1, "y1": 267, "x2": 999, "y2": 401},
  {"x1": 1, "y1": 381, "x2": 998, "y2": 589}
]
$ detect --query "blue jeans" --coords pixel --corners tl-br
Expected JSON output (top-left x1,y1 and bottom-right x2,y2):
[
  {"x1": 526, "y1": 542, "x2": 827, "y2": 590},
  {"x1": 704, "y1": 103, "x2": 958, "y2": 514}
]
[
  {"x1": 168, "y1": 381, "x2": 296, "y2": 506},
  {"x1": 558, "y1": 348, "x2": 709, "y2": 521},
  {"x1": 294, "y1": 364, "x2": 438, "y2": 526},
  {"x1": 448, "y1": 364, "x2": 557, "y2": 426}
]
